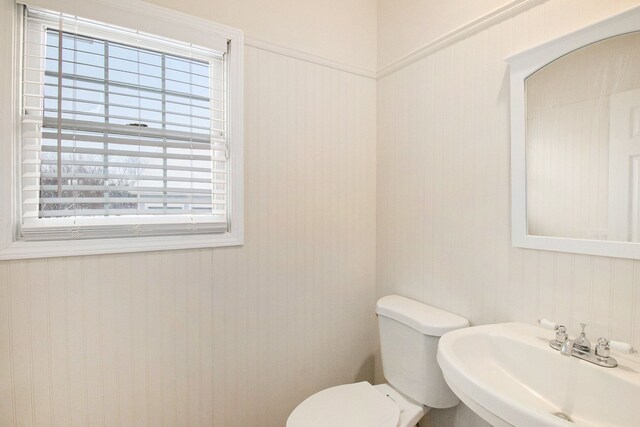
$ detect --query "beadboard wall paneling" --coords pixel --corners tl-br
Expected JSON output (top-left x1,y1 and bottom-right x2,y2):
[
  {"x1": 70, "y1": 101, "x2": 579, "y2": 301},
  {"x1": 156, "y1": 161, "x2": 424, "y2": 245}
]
[
  {"x1": 377, "y1": 1, "x2": 640, "y2": 426},
  {"x1": 0, "y1": 45, "x2": 377, "y2": 427}
]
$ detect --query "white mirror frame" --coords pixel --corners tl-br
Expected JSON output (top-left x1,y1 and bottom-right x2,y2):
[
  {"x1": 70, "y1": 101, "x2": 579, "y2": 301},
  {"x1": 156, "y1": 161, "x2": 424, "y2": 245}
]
[{"x1": 507, "y1": 5, "x2": 640, "y2": 260}]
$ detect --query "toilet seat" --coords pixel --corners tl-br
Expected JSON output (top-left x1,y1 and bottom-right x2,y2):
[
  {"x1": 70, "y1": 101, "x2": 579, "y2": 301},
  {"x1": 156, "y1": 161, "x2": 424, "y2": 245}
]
[
  {"x1": 286, "y1": 381, "x2": 400, "y2": 427},
  {"x1": 373, "y1": 383, "x2": 428, "y2": 426}
]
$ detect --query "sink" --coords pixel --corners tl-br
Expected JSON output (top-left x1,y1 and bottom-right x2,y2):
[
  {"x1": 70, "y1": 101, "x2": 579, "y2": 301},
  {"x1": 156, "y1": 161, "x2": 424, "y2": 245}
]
[{"x1": 437, "y1": 322, "x2": 640, "y2": 427}]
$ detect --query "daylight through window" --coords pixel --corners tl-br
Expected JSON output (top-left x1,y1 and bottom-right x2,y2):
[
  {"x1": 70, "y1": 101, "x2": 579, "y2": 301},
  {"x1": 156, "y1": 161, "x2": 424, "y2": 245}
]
[{"x1": 20, "y1": 7, "x2": 229, "y2": 240}]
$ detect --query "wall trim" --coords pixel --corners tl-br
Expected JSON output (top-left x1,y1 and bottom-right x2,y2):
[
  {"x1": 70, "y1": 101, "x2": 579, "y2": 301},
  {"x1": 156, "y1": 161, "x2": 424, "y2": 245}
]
[
  {"x1": 377, "y1": 0, "x2": 548, "y2": 78},
  {"x1": 245, "y1": 36, "x2": 377, "y2": 79}
]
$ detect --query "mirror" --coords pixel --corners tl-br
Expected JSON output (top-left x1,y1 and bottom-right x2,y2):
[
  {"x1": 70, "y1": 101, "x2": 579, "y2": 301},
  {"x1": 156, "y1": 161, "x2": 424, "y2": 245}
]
[
  {"x1": 508, "y1": 6, "x2": 640, "y2": 259},
  {"x1": 526, "y1": 32, "x2": 640, "y2": 242}
]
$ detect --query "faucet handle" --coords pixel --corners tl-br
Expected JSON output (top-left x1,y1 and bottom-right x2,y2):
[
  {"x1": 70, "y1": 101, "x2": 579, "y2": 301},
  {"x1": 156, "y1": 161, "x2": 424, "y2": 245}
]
[
  {"x1": 610, "y1": 340, "x2": 638, "y2": 355},
  {"x1": 554, "y1": 325, "x2": 568, "y2": 344},
  {"x1": 537, "y1": 319, "x2": 558, "y2": 330},
  {"x1": 595, "y1": 337, "x2": 610, "y2": 359}
]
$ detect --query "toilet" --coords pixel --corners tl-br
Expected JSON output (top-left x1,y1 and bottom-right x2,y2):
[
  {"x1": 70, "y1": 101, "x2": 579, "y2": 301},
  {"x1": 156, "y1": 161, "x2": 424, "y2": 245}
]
[{"x1": 287, "y1": 295, "x2": 469, "y2": 427}]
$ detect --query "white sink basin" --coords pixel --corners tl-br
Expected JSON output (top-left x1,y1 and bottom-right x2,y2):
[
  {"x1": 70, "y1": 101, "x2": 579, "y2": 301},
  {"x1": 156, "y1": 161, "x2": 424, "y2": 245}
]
[{"x1": 437, "y1": 322, "x2": 640, "y2": 427}]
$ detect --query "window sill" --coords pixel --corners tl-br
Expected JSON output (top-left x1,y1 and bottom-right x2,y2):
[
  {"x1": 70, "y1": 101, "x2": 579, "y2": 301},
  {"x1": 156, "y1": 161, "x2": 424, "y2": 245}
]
[{"x1": 0, "y1": 232, "x2": 243, "y2": 260}]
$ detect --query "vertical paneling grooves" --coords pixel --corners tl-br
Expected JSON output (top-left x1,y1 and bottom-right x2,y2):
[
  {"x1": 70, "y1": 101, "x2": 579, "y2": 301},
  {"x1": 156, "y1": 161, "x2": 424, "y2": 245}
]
[
  {"x1": 377, "y1": 0, "x2": 640, "y2": 426},
  {"x1": 0, "y1": 45, "x2": 377, "y2": 427}
]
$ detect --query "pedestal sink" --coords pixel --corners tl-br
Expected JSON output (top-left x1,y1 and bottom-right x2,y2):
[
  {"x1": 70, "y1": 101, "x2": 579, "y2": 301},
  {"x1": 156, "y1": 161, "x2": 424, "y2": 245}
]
[{"x1": 437, "y1": 322, "x2": 640, "y2": 426}]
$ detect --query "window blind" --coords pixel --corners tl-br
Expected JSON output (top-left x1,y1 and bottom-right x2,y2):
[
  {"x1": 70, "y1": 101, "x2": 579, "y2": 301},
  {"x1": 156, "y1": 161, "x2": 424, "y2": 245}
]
[{"x1": 20, "y1": 7, "x2": 229, "y2": 240}]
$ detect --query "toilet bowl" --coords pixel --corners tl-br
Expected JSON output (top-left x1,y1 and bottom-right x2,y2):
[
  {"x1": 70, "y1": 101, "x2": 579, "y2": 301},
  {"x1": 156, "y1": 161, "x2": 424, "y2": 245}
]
[{"x1": 286, "y1": 295, "x2": 469, "y2": 427}]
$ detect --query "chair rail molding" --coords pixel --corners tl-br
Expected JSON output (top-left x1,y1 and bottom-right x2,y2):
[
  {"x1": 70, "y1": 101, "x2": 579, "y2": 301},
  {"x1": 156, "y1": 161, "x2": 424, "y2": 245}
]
[{"x1": 244, "y1": 37, "x2": 376, "y2": 79}]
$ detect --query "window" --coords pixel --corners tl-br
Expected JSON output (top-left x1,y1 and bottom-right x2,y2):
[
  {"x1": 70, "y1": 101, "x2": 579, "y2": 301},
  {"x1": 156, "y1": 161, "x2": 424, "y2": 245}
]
[{"x1": 0, "y1": 1, "x2": 243, "y2": 259}]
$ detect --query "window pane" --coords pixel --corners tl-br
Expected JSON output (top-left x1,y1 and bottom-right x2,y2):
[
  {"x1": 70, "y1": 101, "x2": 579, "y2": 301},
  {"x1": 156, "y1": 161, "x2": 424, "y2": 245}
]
[{"x1": 38, "y1": 28, "x2": 219, "y2": 219}]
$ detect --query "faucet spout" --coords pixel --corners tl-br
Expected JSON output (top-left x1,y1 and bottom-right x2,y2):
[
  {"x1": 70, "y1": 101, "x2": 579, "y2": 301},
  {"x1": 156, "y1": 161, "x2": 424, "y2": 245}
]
[{"x1": 560, "y1": 339, "x2": 574, "y2": 357}]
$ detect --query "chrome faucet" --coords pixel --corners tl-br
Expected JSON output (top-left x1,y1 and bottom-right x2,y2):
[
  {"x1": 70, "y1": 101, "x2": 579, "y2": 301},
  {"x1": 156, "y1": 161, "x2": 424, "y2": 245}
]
[
  {"x1": 560, "y1": 338, "x2": 574, "y2": 357},
  {"x1": 595, "y1": 338, "x2": 611, "y2": 360},
  {"x1": 547, "y1": 323, "x2": 618, "y2": 368},
  {"x1": 573, "y1": 323, "x2": 591, "y2": 353}
]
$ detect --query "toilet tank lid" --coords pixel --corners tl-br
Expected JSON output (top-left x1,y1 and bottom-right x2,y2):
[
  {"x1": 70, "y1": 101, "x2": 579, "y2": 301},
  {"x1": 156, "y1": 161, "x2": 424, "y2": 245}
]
[{"x1": 376, "y1": 295, "x2": 469, "y2": 336}]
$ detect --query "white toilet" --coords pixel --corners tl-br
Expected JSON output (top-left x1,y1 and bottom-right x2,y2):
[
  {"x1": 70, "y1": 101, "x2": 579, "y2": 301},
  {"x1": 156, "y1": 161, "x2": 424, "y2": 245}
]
[{"x1": 287, "y1": 295, "x2": 469, "y2": 427}]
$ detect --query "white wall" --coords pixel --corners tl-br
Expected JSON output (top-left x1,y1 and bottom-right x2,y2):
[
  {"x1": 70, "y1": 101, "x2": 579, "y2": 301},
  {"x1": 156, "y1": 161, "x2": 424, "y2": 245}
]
[
  {"x1": 0, "y1": 0, "x2": 378, "y2": 425},
  {"x1": 377, "y1": 1, "x2": 640, "y2": 426},
  {"x1": 146, "y1": 0, "x2": 378, "y2": 73},
  {"x1": 377, "y1": 0, "x2": 512, "y2": 68}
]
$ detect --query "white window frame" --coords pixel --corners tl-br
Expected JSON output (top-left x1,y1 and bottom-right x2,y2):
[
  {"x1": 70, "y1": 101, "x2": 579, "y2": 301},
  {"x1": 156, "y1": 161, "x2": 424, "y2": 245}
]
[{"x1": 0, "y1": 0, "x2": 244, "y2": 260}]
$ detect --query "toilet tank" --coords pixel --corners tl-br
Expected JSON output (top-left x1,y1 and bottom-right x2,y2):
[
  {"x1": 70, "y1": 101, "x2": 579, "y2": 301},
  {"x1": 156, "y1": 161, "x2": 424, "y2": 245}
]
[{"x1": 376, "y1": 295, "x2": 468, "y2": 409}]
